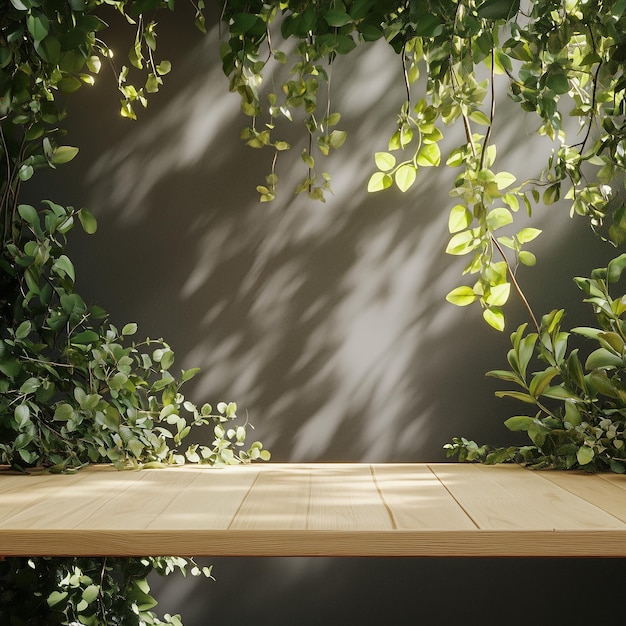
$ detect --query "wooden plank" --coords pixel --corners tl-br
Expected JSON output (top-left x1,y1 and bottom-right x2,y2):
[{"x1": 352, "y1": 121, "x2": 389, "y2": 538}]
[
  {"x1": 148, "y1": 465, "x2": 260, "y2": 530},
  {"x1": 538, "y1": 470, "x2": 626, "y2": 525},
  {"x1": 3, "y1": 529, "x2": 626, "y2": 557},
  {"x1": 0, "y1": 468, "x2": 101, "y2": 526},
  {"x1": 2, "y1": 463, "x2": 626, "y2": 557},
  {"x1": 307, "y1": 464, "x2": 392, "y2": 531},
  {"x1": 430, "y1": 463, "x2": 625, "y2": 530},
  {"x1": 229, "y1": 464, "x2": 310, "y2": 530},
  {"x1": 372, "y1": 464, "x2": 476, "y2": 529},
  {"x1": 84, "y1": 465, "x2": 260, "y2": 530}
]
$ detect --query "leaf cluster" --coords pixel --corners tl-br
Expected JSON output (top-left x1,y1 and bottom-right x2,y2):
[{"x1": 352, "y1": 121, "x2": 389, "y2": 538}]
[
  {"x1": 446, "y1": 254, "x2": 626, "y2": 472},
  {"x1": 1, "y1": 200, "x2": 270, "y2": 472},
  {"x1": 0, "y1": 555, "x2": 211, "y2": 625},
  {"x1": 218, "y1": 0, "x2": 626, "y2": 330}
]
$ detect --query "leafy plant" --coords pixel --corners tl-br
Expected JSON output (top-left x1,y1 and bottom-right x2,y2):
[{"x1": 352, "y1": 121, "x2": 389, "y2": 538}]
[
  {"x1": 1, "y1": 1, "x2": 269, "y2": 623},
  {"x1": 1, "y1": 199, "x2": 269, "y2": 472},
  {"x1": 445, "y1": 254, "x2": 626, "y2": 472},
  {"x1": 0, "y1": 556, "x2": 212, "y2": 625},
  {"x1": 217, "y1": 0, "x2": 626, "y2": 330}
]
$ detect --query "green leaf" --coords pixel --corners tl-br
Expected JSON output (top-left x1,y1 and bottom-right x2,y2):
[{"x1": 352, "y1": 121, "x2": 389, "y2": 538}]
[
  {"x1": 446, "y1": 286, "x2": 476, "y2": 306},
  {"x1": 47, "y1": 591, "x2": 68, "y2": 608},
  {"x1": 181, "y1": 367, "x2": 201, "y2": 382},
  {"x1": 564, "y1": 401, "x2": 582, "y2": 427},
  {"x1": 156, "y1": 60, "x2": 172, "y2": 75},
  {"x1": 518, "y1": 251, "x2": 536, "y2": 266},
  {"x1": 486, "y1": 282, "x2": 510, "y2": 307},
  {"x1": 367, "y1": 172, "x2": 392, "y2": 192},
  {"x1": 57, "y1": 77, "x2": 83, "y2": 93},
  {"x1": 448, "y1": 204, "x2": 472, "y2": 233},
  {"x1": 54, "y1": 404, "x2": 74, "y2": 421},
  {"x1": 446, "y1": 230, "x2": 477, "y2": 255},
  {"x1": 52, "y1": 255, "x2": 75, "y2": 282},
  {"x1": 483, "y1": 307, "x2": 505, "y2": 331},
  {"x1": 495, "y1": 390, "x2": 536, "y2": 403},
  {"x1": 374, "y1": 152, "x2": 396, "y2": 172},
  {"x1": 606, "y1": 254, "x2": 626, "y2": 284},
  {"x1": 14, "y1": 403, "x2": 30, "y2": 425},
  {"x1": 529, "y1": 367, "x2": 559, "y2": 397},
  {"x1": 18, "y1": 204, "x2": 39, "y2": 227},
  {"x1": 585, "y1": 348, "x2": 623, "y2": 370},
  {"x1": 328, "y1": 129, "x2": 347, "y2": 149},
  {"x1": 27, "y1": 12, "x2": 49, "y2": 42},
  {"x1": 71, "y1": 330, "x2": 100, "y2": 345},
  {"x1": 51, "y1": 146, "x2": 79, "y2": 165},
  {"x1": 577, "y1": 445, "x2": 594, "y2": 466},
  {"x1": 516, "y1": 228, "x2": 541, "y2": 243},
  {"x1": 486, "y1": 207, "x2": 513, "y2": 230},
  {"x1": 122, "y1": 323, "x2": 138, "y2": 336},
  {"x1": 19, "y1": 377, "x2": 39, "y2": 394},
  {"x1": 324, "y1": 9, "x2": 352, "y2": 27},
  {"x1": 416, "y1": 143, "x2": 441, "y2": 166},
  {"x1": 477, "y1": 0, "x2": 520, "y2": 20},
  {"x1": 78, "y1": 208, "x2": 98, "y2": 234},
  {"x1": 395, "y1": 163, "x2": 417, "y2": 192},
  {"x1": 82, "y1": 584, "x2": 100, "y2": 604},
  {"x1": 15, "y1": 320, "x2": 32, "y2": 339},
  {"x1": 546, "y1": 71, "x2": 570, "y2": 95},
  {"x1": 494, "y1": 171, "x2": 517, "y2": 190},
  {"x1": 504, "y1": 416, "x2": 534, "y2": 431}
]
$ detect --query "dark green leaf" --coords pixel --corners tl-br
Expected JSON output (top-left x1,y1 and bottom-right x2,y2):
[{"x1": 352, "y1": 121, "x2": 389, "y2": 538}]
[{"x1": 477, "y1": 0, "x2": 520, "y2": 20}]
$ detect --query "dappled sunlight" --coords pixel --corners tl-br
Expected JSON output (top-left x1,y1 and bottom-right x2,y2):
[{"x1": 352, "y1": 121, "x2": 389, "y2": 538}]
[{"x1": 70, "y1": 21, "x2": 588, "y2": 469}]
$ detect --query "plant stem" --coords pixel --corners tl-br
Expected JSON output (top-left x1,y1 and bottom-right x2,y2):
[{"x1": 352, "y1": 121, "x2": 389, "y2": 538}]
[{"x1": 491, "y1": 235, "x2": 540, "y2": 333}]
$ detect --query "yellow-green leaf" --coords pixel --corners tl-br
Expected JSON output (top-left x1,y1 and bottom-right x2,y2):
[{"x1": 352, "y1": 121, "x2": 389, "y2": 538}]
[
  {"x1": 448, "y1": 204, "x2": 472, "y2": 233},
  {"x1": 416, "y1": 142, "x2": 441, "y2": 166},
  {"x1": 374, "y1": 152, "x2": 396, "y2": 171},
  {"x1": 394, "y1": 163, "x2": 417, "y2": 192},
  {"x1": 367, "y1": 171, "x2": 392, "y2": 192},
  {"x1": 483, "y1": 307, "x2": 505, "y2": 331},
  {"x1": 446, "y1": 286, "x2": 477, "y2": 306}
]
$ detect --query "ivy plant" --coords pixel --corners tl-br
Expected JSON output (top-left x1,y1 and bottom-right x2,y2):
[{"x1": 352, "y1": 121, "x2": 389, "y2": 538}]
[{"x1": 217, "y1": 0, "x2": 626, "y2": 331}]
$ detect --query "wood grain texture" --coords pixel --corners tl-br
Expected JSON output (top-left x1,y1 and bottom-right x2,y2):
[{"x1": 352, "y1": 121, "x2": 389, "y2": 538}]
[{"x1": 2, "y1": 463, "x2": 626, "y2": 557}]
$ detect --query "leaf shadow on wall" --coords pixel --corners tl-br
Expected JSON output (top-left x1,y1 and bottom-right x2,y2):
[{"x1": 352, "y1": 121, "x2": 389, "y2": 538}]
[{"x1": 60, "y1": 20, "x2": 612, "y2": 464}]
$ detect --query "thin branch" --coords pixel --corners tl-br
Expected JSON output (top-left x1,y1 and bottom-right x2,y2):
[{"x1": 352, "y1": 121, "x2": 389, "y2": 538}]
[
  {"x1": 401, "y1": 45, "x2": 411, "y2": 104},
  {"x1": 491, "y1": 234, "x2": 540, "y2": 333},
  {"x1": 480, "y1": 44, "x2": 496, "y2": 170}
]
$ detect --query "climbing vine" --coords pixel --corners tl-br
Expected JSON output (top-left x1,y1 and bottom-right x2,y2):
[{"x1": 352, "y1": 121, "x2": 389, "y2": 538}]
[{"x1": 217, "y1": 0, "x2": 626, "y2": 330}]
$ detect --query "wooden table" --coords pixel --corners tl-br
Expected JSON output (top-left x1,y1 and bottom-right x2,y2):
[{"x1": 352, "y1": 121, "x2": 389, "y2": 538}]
[{"x1": 1, "y1": 463, "x2": 626, "y2": 557}]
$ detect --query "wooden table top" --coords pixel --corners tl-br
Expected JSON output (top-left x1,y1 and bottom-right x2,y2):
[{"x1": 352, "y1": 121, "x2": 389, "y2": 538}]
[{"x1": 2, "y1": 463, "x2": 626, "y2": 557}]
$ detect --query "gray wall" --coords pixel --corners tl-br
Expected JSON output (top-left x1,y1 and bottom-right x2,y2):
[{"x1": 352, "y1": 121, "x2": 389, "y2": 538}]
[{"x1": 26, "y1": 7, "x2": 623, "y2": 625}]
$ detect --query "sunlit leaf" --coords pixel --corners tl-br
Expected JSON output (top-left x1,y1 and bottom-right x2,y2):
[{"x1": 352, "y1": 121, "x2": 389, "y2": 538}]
[
  {"x1": 416, "y1": 143, "x2": 441, "y2": 166},
  {"x1": 448, "y1": 204, "x2": 472, "y2": 233},
  {"x1": 395, "y1": 163, "x2": 417, "y2": 192},
  {"x1": 516, "y1": 228, "x2": 541, "y2": 243},
  {"x1": 374, "y1": 152, "x2": 396, "y2": 172},
  {"x1": 483, "y1": 307, "x2": 505, "y2": 331},
  {"x1": 367, "y1": 171, "x2": 392, "y2": 192},
  {"x1": 446, "y1": 286, "x2": 477, "y2": 306}
]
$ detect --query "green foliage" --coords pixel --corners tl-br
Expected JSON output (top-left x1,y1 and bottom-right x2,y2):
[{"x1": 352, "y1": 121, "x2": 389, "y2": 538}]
[
  {"x1": 1, "y1": 3, "x2": 269, "y2": 623},
  {"x1": 445, "y1": 255, "x2": 626, "y2": 472},
  {"x1": 218, "y1": 0, "x2": 626, "y2": 329},
  {"x1": 1, "y1": 200, "x2": 269, "y2": 472},
  {"x1": 0, "y1": 556, "x2": 211, "y2": 626}
]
